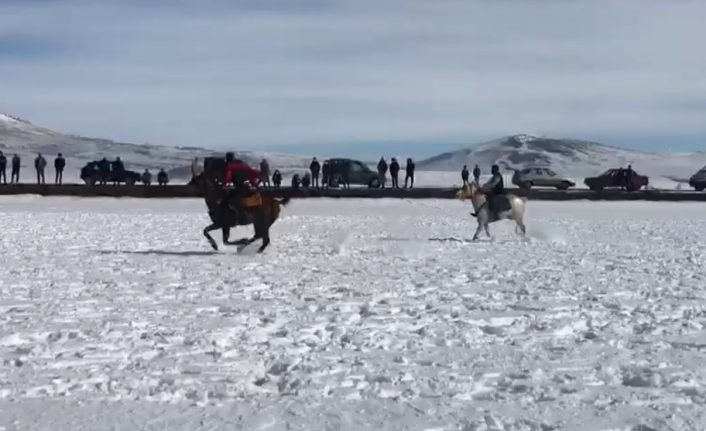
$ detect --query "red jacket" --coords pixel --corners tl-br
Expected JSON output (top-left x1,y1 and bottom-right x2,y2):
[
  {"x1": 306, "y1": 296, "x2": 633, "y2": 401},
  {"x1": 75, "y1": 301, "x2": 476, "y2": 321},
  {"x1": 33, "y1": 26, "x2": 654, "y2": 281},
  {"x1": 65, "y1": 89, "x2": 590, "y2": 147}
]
[{"x1": 225, "y1": 161, "x2": 261, "y2": 186}]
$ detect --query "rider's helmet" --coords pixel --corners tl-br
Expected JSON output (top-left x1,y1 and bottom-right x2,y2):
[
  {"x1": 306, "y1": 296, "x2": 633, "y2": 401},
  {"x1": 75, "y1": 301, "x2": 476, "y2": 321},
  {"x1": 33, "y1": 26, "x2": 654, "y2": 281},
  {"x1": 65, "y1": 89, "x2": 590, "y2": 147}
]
[
  {"x1": 225, "y1": 152, "x2": 234, "y2": 162},
  {"x1": 491, "y1": 164, "x2": 500, "y2": 174}
]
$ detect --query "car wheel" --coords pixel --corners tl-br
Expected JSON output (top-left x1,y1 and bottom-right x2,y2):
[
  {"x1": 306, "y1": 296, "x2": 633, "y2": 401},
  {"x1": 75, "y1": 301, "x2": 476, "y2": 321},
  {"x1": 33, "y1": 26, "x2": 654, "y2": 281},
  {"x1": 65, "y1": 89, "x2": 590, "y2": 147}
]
[
  {"x1": 520, "y1": 181, "x2": 532, "y2": 189},
  {"x1": 695, "y1": 185, "x2": 705, "y2": 192},
  {"x1": 368, "y1": 177, "x2": 381, "y2": 188},
  {"x1": 84, "y1": 177, "x2": 95, "y2": 186},
  {"x1": 556, "y1": 181, "x2": 571, "y2": 190},
  {"x1": 589, "y1": 185, "x2": 603, "y2": 191},
  {"x1": 125, "y1": 178, "x2": 136, "y2": 186}
]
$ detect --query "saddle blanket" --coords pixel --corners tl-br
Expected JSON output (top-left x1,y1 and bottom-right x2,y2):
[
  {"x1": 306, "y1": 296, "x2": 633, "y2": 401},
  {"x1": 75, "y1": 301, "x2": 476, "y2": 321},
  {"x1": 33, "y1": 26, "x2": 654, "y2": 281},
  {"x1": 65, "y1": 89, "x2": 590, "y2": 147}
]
[{"x1": 243, "y1": 193, "x2": 263, "y2": 208}]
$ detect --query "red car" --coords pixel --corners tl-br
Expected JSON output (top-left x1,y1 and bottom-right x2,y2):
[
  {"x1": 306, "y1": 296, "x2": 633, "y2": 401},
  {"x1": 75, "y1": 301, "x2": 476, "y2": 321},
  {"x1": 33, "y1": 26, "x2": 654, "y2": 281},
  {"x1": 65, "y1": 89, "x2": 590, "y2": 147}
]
[{"x1": 584, "y1": 168, "x2": 649, "y2": 192}]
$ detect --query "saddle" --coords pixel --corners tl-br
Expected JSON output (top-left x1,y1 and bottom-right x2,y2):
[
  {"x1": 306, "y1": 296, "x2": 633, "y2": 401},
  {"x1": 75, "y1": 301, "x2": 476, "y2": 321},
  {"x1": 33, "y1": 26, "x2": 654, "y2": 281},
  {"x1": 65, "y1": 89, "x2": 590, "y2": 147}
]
[
  {"x1": 473, "y1": 195, "x2": 511, "y2": 221},
  {"x1": 242, "y1": 192, "x2": 263, "y2": 209}
]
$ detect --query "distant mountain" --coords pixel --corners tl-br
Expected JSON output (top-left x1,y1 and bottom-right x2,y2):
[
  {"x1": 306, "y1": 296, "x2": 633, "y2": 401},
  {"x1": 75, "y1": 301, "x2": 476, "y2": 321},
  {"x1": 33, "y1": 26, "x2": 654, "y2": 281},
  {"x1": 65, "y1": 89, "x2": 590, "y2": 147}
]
[
  {"x1": 417, "y1": 134, "x2": 706, "y2": 179},
  {"x1": 0, "y1": 113, "x2": 310, "y2": 181}
]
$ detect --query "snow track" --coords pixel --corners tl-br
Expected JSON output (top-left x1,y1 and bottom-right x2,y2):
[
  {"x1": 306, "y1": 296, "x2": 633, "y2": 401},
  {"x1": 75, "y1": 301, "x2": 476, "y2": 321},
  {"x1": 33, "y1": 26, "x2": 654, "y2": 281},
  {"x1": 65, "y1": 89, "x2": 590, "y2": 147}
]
[{"x1": 1, "y1": 197, "x2": 705, "y2": 430}]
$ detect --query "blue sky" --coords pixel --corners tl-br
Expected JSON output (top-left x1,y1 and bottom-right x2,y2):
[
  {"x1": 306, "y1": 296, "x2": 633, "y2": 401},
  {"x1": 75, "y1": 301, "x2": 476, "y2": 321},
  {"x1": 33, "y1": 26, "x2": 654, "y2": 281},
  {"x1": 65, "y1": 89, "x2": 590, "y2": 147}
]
[{"x1": 1, "y1": 0, "x2": 705, "y2": 158}]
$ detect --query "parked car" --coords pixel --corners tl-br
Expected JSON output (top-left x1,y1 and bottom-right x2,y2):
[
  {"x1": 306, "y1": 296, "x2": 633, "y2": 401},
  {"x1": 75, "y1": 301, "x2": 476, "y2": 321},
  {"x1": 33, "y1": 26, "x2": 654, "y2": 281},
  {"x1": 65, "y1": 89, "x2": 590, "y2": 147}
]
[
  {"x1": 584, "y1": 168, "x2": 649, "y2": 191},
  {"x1": 80, "y1": 161, "x2": 141, "y2": 185},
  {"x1": 511, "y1": 167, "x2": 575, "y2": 190},
  {"x1": 688, "y1": 166, "x2": 706, "y2": 191},
  {"x1": 326, "y1": 158, "x2": 382, "y2": 188}
]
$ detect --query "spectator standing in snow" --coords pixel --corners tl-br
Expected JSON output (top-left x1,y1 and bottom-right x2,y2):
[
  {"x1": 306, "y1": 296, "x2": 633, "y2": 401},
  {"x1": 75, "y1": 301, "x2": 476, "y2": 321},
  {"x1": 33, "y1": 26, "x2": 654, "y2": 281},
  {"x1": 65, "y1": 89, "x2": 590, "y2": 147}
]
[
  {"x1": 260, "y1": 159, "x2": 271, "y2": 187},
  {"x1": 321, "y1": 160, "x2": 330, "y2": 188},
  {"x1": 142, "y1": 169, "x2": 152, "y2": 186},
  {"x1": 389, "y1": 157, "x2": 400, "y2": 188},
  {"x1": 54, "y1": 153, "x2": 66, "y2": 185},
  {"x1": 97, "y1": 158, "x2": 110, "y2": 185},
  {"x1": 404, "y1": 158, "x2": 415, "y2": 188},
  {"x1": 0, "y1": 151, "x2": 6, "y2": 185},
  {"x1": 377, "y1": 157, "x2": 388, "y2": 188},
  {"x1": 309, "y1": 157, "x2": 321, "y2": 188},
  {"x1": 291, "y1": 173, "x2": 301, "y2": 190},
  {"x1": 157, "y1": 168, "x2": 169, "y2": 186},
  {"x1": 302, "y1": 172, "x2": 311, "y2": 188},
  {"x1": 625, "y1": 165, "x2": 634, "y2": 189},
  {"x1": 112, "y1": 157, "x2": 124, "y2": 185},
  {"x1": 35, "y1": 153, "x2": 47, "y2": 184},
  {"x1": 473, "y1": 164, "x2": 481, "y2": 185},
  {"x1": 461, "y1": 165, "x2": 469, "y2": 186},
  {"x1": 11, "y1": 154, "x2": 21, "y2": 183},
  {"x1": 272, "y1": 169, "x2": 282, "y2": 188}
]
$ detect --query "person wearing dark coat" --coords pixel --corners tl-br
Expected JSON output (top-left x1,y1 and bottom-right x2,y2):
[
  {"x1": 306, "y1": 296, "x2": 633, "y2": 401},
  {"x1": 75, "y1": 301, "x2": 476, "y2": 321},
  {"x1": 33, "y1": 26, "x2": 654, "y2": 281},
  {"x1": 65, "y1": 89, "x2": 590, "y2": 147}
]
[
  {"x1": 479, "y1": 164, "x2": 506, "y2": 215},
  {"x1": 111, "y1": 157, "x2": 124, "y2": 185},
  {"x1": 461, "y1": 165, "x2": 469, "y2": 186},
  {"x1": 291, "y1": 173, "x2": 301, "y2": 190},
  {"x1": 272, "y1": 169, "x2": 282, "y2": 188},
  {"x1": 11, "y1": 154, "x2": 21, "y2": 183},
  {"x1": 625, "y1": 165, "x2": 634, "y2": 190},
  {"x1": 309, "y1": 157, "x2": 321, "y2": 188},
  {"x1": 157, "y1": 168, "x2": 169, "y2": 186},
  {"x1": 98, "y1": 158, "x2": 110, "y2": 185},
  {"x1": 0, "y1": 152, "x2": 6, "y2": 185},
  {"x1": 302, "y1": 172, "x2": 311, "y2": 188},
  {"x1": 321, "y1": 161, "x2": 330, "y2": 188},
  {"x1": 142, "y1": 169, "x2": 152, "y2": 186},
  {"x1": 34, "y1": 153, "x2": 47, "y2": 184},
  {"x1": 389, "y1": 158, "x2": 400, "y2": 188},
  {"x1": 260, "y1": 159, "x2": 271, "y2": 187},
  {"x1": 54, "y1": 153, "x2": 66, "y2": 185},
  {"x1": 376, "y1": 157, "x2": 388, "y2": 188},
  {"x1": 473, "y1": 165, "x2": 481, "y2": 184},
  {"x1": 404, "y1": 158, "x2": 415, "y2": 188}
]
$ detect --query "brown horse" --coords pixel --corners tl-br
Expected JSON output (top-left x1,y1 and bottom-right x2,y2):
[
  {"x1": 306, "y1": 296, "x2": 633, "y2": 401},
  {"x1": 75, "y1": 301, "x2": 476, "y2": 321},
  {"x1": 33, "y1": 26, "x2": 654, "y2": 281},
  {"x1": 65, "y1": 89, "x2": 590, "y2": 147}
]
[{"x1": 190, "y1": 174, "x2": 290, "y2": 253}]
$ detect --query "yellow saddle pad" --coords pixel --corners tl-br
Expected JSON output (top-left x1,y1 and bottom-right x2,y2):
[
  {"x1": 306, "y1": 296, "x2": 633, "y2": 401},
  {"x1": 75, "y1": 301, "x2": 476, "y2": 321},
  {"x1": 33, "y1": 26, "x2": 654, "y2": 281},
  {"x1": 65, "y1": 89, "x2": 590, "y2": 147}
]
[{"x1": 243, "y1": 193, "x2": 263, "y2": 208}]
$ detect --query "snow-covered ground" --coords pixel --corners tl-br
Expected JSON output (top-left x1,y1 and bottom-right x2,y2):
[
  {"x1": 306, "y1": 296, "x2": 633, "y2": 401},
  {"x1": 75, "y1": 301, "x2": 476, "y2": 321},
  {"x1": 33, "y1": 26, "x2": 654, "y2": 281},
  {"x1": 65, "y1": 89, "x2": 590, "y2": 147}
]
[{"x1": 1, "y1": 197, "x2": 706, "y2": 430}]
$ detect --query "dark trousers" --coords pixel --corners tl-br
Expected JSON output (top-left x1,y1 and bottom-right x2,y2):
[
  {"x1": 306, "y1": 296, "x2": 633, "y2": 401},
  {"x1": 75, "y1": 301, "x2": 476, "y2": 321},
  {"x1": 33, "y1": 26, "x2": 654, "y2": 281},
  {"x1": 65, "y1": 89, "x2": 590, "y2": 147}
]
[
  {"x1": 462, "y1": 176, "x2": 469, "y2": 186},
  {"x1": 36, "y1": 169, "x2": 45, "y2": 184},
  {"x1": 55, "y1": 169, "x2": 63, "y2": 184},
  {"x1": 312, "y1": 172, "x2": 319, "y2": 188},
  {"x1": 11, "y1": 168, "x2": 19, "y2": 183},
  {"x1": 405, "y1": 173, "x2": 414, "y2": 188},
  {"x1": 0, "y1": 167, "x2": 6, "y2": 184},
  {"x1": 391, "y1": 173, "x2": 399, "y2": 188},
  {"x1": 473, "y1": 175, "x2": 480, "y2": 185}
]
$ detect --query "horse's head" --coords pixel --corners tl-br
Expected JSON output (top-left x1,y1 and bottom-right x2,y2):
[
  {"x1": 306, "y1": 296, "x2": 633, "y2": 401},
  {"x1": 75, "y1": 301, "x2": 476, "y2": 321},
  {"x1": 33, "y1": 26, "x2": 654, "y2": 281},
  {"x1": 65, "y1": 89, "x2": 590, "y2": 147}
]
[{"x1": 456, "y1": 183, "x2": 480, "y2": 200}]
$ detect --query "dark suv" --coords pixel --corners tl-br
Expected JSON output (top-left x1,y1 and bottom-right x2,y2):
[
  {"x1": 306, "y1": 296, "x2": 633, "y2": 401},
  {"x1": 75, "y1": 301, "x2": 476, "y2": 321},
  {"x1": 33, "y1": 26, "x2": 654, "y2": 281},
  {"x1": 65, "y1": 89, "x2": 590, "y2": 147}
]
[
  {"x1": 688, "y1": 166, "x2": 706, "y2": 191},
  {"x1": 326, "y1": 158, "x2": 382, "y2": 188},
  {"x1": 81, "y1": 161, "x2": 141, "y2": 185}
]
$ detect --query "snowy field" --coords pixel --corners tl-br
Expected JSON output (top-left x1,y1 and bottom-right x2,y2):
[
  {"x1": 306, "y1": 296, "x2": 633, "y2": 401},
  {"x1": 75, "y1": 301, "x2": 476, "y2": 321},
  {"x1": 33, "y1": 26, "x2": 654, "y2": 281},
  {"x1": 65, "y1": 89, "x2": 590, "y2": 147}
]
[{"x1": 1, "y1": 197, "x2": 706, "y2": 430}]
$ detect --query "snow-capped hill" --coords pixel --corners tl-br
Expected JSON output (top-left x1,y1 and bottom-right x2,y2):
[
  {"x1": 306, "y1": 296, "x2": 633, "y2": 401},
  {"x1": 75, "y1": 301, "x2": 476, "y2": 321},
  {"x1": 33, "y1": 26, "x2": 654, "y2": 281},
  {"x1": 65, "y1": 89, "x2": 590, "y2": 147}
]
[
  {"x1": 418, "y1": 134, "x2": 706, "y2": 180},
  {"x1": 0, "y1": 113, "x2": 311, "y2": 181}
]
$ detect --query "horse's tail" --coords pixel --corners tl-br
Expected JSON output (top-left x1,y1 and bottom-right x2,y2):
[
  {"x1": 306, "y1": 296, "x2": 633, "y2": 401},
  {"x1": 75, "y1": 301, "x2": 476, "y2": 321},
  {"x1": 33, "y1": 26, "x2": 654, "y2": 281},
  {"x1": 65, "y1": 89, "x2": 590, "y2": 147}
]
[{"x1": 276, "y1": 196, "x2": 291, "y2": 206}]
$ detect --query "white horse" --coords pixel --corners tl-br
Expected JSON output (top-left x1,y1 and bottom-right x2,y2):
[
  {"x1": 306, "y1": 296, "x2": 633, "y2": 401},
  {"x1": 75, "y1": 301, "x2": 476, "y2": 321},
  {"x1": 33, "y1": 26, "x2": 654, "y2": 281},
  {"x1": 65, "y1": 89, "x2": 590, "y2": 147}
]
[{"x1": 456, "y1": 183, "x2": 527, "y2": 240}]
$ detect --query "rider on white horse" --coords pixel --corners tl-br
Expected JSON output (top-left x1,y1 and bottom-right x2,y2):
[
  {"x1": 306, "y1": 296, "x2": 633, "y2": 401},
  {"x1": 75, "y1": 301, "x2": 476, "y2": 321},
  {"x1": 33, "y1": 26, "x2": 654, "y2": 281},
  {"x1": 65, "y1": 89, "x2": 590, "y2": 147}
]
[{"x1": 472, "y1": 164, "x2": 506, "y2": 218}]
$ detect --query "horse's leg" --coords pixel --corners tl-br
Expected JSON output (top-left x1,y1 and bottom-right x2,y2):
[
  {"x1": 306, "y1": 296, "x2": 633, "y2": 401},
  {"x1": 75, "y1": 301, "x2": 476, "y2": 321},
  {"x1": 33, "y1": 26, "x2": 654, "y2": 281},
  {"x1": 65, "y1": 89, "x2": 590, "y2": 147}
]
[
  {"x1": 484, "y1": 222, "x2": 492, "y2": 238},
  {"x1": 257, "y1": 221, "x2": 272, "y2": 253},
  {"x1": 203, "y1": 223, "x2": 220, "y2": 250},
  {"x1": 473, "y1": 221, "x2": 483, "y2": 241}
]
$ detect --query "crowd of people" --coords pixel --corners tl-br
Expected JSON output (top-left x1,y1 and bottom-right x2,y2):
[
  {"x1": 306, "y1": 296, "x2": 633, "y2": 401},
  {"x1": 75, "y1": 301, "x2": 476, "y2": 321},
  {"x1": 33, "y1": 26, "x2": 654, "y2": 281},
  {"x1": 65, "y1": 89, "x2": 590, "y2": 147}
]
[
  {"x1": 246, "y1": 156, "x2": 419, "y2": 190},
  {"x1": 0, "y1": 152, "x2": 170, "y2": 186},
  {"x1": 0, "y1": 152, "x2": 66, "y2": 185}
]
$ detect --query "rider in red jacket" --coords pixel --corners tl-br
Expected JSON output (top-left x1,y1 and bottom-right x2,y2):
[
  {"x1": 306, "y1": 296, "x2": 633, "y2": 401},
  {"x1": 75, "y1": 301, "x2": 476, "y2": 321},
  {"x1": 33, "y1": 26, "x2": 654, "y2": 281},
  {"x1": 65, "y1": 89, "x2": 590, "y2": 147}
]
[{"x1": 225, "y1": 160, "x2": 261, "y2": 187}]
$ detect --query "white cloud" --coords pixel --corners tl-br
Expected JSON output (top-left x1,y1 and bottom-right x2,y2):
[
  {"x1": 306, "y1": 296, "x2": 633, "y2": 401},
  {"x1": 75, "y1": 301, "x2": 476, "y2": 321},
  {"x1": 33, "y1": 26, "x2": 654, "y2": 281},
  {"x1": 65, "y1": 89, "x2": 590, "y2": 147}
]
[{"x1": 1, "y1": 0, "x2": 705, "y2": 152}]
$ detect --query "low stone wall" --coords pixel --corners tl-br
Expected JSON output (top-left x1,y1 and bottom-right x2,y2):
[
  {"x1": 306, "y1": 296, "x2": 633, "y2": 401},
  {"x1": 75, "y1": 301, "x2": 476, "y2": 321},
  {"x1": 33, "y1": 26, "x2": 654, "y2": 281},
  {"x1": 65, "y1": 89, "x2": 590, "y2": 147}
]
[{"x1": 0, "y1": 184, "x2": 705, "y2": 201}]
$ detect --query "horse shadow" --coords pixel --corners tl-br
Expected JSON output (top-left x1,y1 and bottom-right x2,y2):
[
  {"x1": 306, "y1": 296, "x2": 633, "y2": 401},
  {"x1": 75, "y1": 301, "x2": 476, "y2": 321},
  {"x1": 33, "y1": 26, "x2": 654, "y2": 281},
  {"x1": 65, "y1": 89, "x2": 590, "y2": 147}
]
[{"x1": 99, "y1": 249, "x2": 219, "y2": 257}]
